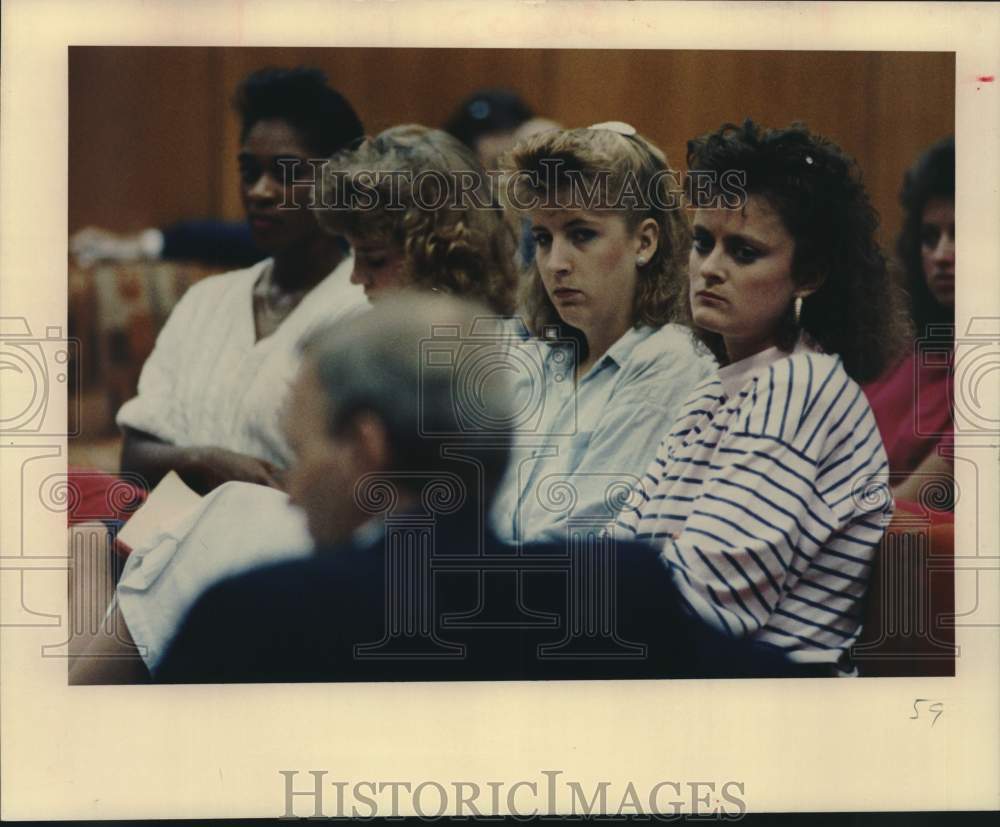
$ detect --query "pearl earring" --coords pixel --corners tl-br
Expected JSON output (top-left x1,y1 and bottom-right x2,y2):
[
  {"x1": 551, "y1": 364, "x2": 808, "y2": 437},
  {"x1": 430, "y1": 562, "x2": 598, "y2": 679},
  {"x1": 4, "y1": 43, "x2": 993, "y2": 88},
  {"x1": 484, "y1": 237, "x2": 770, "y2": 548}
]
[
  {"x1": 794, "y1": 295, "x2": 803, "y2": 325},
  {"x1": 637, "y1": 257, "x2": 646, "y2": 266}
]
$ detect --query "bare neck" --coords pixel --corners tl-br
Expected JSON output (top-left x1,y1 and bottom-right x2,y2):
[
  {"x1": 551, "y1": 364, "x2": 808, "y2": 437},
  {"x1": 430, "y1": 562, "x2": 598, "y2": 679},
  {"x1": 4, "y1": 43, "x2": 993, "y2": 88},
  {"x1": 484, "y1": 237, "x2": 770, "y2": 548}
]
[{"x1": 271, "y1": 236, "x2": 344, "y2": 293}]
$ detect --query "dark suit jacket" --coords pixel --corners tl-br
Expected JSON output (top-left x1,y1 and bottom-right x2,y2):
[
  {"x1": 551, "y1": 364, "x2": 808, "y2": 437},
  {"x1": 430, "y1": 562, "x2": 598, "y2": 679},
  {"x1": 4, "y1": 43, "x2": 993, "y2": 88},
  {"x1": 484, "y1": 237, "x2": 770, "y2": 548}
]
[{"x1": 155, "y1": 515, "x2": 823, "y2": 683}]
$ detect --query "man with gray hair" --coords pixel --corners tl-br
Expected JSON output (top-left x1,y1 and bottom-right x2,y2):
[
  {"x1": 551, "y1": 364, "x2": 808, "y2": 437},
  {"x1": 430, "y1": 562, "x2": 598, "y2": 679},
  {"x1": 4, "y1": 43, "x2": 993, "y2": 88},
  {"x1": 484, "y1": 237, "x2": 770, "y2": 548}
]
[
  {"x1": 157, "y1": 292, "x2": 817, "y2": 682},
  {"x1": 156, "y1": 291, "x2": 533, "y2": 681},
  {"x1": 280, "y1": 292, "x2": 513, "y2": 550}
]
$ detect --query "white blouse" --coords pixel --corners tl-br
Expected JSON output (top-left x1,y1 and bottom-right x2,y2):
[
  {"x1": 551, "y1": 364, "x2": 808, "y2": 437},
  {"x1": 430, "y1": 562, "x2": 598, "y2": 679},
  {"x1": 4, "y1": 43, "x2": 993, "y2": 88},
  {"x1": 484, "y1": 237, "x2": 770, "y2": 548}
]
[{"x1": 116, "y1": 255, "x2": 365, "y2": 467}]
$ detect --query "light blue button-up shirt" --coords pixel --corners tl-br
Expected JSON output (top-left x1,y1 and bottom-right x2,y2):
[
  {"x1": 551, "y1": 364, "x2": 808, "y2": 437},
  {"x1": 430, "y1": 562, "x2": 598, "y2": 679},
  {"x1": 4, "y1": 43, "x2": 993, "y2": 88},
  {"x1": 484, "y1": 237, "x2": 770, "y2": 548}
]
[{"x1": 490, "y1": 322, "x2": 715, "y2": 543}]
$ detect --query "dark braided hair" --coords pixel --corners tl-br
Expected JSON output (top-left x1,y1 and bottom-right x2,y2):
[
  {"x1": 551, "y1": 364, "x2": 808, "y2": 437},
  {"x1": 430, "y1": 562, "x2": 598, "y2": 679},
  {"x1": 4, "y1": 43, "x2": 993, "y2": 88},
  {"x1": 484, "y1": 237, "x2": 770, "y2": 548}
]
[{"x1": 680, "y1": 119, "x2": 910, "y2": 383}]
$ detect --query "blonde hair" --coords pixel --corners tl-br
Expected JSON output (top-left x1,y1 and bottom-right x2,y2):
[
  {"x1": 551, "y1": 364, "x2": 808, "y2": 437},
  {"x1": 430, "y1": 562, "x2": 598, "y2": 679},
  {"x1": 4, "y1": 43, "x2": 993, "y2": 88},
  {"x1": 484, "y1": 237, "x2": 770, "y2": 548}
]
[
  {"x1": 319, "y1": 125, "x2": 516, "y2": 314},
  {"x1": 499, "y1": 127, "x2": 689, "y2": 343}
]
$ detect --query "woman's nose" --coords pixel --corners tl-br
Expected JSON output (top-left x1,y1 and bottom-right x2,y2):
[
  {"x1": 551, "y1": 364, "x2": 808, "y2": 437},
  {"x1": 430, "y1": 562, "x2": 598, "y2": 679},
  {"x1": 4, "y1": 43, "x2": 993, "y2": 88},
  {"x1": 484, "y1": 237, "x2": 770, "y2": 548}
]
[
  {"x1": 933, "y1": 232, "x2": 955, "y2": 264},
  {"x1": 696, "y1": 246, "x2": 726, "y2": 283},
  {"x1": 246, "y1": 173, "x2": 279, "y2": 203},
  {"x1": 545, "y1": 236, "x2": 572, "y2": 276}
]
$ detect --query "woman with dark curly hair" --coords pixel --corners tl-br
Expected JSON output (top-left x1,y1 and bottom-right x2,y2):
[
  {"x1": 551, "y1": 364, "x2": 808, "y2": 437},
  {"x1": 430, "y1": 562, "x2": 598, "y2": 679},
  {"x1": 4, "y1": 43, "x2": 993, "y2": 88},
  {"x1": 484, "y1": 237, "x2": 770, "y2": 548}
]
[
  {"x1": 616, "y1": 120, "x2": 908, "y2": 673},
  {"x1": 490, "y1": 123, "x2": 714, "y2": 542},
  {"x1": 319, "y1": 124, "x2": 517, "y2": 313},
  {"x1": 864, "y1": 137, "x2": 954, "y2": 505}
]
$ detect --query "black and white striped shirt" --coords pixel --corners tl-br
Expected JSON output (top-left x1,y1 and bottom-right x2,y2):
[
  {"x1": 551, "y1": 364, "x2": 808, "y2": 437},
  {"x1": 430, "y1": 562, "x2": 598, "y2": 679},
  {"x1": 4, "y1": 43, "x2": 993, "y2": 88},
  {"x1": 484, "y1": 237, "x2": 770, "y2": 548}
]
[{"x1": 616, "y1": 343, "x2": 893, "y2": 669}]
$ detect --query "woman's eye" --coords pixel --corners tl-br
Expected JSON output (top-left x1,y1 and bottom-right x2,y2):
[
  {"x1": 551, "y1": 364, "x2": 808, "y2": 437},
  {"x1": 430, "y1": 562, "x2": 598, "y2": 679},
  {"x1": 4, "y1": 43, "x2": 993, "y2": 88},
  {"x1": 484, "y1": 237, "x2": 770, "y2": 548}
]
[
  {"x1": 734, "y1": 245, "x2": 760, "y2": 264},
  {"x1": 532, "y1": 233, "x2": 551, "y2": 249},
  {"x1": 238, "y1": 165, "x2": 259, "y2": 185},
  {"x1": 692, "y1": 234, "x2": 712, "y2": 254},
  {"x1": 363, "y1": 257, "x2": 387, "y2": 269},
  {"x1": 571, "y1": 228, "x2": 596, "y2": 243},
  {"x1": 921, "y1": 227, "x2": 941, "y2": 248}
]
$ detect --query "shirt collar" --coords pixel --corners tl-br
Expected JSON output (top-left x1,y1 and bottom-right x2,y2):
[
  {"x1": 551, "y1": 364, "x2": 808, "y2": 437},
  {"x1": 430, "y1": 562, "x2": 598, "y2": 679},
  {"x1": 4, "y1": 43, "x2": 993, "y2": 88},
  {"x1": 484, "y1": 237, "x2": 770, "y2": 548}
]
[
  {"x1": 717, "y1": 339, "x2": 815, "y2": 398},
  {"x1": 602, "y1": 324, "x2": 653, "y2": 370},
  {"x1": 549, "y1": 324, "x2": 653, "y2": 378}
]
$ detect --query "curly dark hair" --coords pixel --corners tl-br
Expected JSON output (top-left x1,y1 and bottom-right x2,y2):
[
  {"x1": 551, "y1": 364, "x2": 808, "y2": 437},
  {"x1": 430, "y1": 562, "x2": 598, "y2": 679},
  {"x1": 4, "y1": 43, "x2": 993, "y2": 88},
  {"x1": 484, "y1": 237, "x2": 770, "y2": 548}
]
[
  {"x1": 234, "y1": 66, "x2": 364, "y2": 158},
  {"x1": 499, "y1": 126, "x2": 690, "y2": 361},
  {"x1": 681, "y1": 119, "x2": 910, "y2": 383},
  {"x1": 318, "y1": 125, "x2": 517, "y2": 315},
  {"x1": 896, "y1": 136, "x2": 955, "y2": 337}
]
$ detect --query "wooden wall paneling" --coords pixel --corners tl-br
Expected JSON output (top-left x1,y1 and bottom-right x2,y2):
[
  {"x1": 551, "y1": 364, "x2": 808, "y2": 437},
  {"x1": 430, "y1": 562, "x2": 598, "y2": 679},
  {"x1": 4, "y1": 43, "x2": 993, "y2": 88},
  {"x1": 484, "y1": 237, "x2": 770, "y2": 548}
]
[
  {"x1": 69, "y1": 48, "x2": 955, "y2": 258},
  {"x1": 218, "y1": 49, "x2": 251, "y2": 222},
  {"x1": 864, "y1": 51, "x2": 955, "y2": 253},
  {"x1": 547, "y1": 50, "x2": 636, "y2": 130},
  {"x1": 68, "y1": 47, "x2": 222, "y2": 233}
]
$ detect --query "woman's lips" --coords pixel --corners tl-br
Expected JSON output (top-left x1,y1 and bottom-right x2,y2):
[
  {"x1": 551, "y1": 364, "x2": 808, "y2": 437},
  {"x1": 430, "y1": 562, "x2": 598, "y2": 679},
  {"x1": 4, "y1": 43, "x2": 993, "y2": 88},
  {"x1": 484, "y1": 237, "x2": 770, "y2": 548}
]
[
  {"x1": 249, "y1": 214, "x2": 281, "y2": 232},
  {"x1": 553, "y1": 287, "x2": 584, "y2": 302},
  {"x1": 694, "y1": 289, "x2": 726, "y2": 304}
]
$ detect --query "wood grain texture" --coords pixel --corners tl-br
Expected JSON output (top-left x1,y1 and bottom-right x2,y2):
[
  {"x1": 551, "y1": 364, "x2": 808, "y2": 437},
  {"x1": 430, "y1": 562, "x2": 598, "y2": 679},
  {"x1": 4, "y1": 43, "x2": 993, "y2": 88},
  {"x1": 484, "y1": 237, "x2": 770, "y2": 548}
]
[{"x1": 69, "y1": 47, "x2": 955, "y2": 254}]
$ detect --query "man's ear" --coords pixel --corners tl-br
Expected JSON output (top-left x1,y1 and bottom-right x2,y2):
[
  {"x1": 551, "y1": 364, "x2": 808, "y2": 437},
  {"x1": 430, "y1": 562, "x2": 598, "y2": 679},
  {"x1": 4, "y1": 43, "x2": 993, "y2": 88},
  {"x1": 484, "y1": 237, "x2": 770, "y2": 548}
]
[{"x1": 346, "y1": 411, "x2": 391, "y2": 475}]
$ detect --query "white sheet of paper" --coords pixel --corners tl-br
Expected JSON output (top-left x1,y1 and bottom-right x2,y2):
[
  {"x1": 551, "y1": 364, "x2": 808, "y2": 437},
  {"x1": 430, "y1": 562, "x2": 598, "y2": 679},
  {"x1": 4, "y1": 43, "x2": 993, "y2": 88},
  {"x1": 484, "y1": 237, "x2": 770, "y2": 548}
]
[{"x1": 116, "y1": 470, "x2": 203, "y2": 550}]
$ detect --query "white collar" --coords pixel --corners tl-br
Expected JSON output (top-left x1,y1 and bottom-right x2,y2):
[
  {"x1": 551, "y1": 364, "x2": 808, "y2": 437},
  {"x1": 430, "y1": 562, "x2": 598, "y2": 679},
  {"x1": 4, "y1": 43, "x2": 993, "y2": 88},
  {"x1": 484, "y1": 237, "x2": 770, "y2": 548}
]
[{"x1": 717, "y1": 339, "x2": 814, "y2": 398}]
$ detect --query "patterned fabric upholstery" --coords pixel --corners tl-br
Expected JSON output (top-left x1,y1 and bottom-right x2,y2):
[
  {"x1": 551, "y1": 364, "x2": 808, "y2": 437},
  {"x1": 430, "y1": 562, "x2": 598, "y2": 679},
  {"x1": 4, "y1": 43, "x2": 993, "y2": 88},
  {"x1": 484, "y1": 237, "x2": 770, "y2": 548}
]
[{"x1": 68, "y1": 259, "x2": 222, "y2": 434}]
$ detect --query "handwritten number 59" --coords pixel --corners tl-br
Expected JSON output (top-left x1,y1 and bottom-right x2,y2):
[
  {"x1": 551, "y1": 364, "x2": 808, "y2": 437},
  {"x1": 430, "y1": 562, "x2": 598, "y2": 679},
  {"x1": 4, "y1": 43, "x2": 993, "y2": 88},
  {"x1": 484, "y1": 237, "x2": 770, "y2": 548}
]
[{"x1": 910, "y1": 699, "x2": 943, "y2": 726}]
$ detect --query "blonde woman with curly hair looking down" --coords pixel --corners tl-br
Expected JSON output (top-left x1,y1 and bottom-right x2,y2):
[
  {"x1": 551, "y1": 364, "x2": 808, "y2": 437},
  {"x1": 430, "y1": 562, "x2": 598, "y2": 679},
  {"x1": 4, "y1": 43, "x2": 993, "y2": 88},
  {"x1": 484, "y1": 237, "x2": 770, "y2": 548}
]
[{"x1": 319, "y1": 124, "x2": 517, "y2": 312}]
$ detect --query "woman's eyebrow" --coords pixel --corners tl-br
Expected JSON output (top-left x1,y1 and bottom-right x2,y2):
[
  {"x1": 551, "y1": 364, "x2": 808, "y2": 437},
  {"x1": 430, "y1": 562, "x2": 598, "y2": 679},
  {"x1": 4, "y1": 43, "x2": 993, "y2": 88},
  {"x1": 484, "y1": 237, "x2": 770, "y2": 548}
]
[
  {"x1": 723, "y1": 230, "x2": 769, "y2": 249},
  {"x1": 530, "y1": 215, "x2": 593, "y2": 233}
]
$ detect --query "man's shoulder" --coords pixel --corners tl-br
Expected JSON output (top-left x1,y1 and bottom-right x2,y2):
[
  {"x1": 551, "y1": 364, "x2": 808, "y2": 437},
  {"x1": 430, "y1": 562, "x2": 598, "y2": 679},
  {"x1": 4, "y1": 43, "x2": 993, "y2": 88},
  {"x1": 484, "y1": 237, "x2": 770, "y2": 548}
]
[
  {"x1": 204, "y1": 543, "x2": 366, "y2": 600},
  {"x1": 518, "y1": 536, "x2": 670, "y2": 574}
]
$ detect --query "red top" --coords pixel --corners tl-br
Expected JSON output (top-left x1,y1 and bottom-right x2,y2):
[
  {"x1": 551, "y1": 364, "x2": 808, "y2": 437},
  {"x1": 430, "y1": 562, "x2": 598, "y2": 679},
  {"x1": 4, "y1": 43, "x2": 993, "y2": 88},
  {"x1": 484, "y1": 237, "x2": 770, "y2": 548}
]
[{"x1": 863, "y1": 342, "x2": 954, "y2": 478}]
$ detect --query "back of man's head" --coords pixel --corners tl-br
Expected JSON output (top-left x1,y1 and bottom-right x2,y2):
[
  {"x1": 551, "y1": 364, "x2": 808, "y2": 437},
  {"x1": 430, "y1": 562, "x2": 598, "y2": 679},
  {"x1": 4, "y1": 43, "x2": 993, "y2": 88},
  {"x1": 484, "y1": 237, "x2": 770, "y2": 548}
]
[{"x1": 302, "y1": 292, "x2": 515, "y2": 519}]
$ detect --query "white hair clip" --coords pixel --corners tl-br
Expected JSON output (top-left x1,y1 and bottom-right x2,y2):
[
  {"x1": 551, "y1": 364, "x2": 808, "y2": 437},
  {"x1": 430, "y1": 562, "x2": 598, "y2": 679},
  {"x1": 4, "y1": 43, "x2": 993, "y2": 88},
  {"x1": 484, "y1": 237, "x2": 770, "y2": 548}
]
[{"x1": 588, "y1": 121, "x2": 637, "y2": 136}]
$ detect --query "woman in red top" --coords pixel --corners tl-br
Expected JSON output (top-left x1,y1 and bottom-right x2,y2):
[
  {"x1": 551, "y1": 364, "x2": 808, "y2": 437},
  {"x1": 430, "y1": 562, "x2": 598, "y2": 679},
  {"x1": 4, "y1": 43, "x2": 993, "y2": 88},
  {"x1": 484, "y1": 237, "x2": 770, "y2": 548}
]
[{"x1": 864, "y1": 137, "x2": 954, "y2": 508}]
